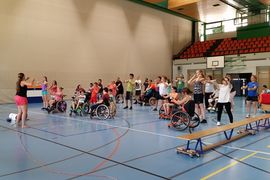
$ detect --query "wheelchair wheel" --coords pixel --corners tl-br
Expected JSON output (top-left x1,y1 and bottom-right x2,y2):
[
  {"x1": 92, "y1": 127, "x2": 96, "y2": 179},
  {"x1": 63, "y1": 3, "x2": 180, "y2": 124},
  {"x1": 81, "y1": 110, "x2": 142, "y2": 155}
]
[
  {"x1": 170, "y1": 111, "x2": 190, "y2": 131},
  {"x1": 56, "y1": 101, "x2": 67, "y2": 112},
  {"x1": 149, "y1": 97, "x2": 157, "y2": 107},
  {"x1": 158, "y1": 105, "x2": 166, "y2": 119},
  {"x1": 189, "y1": 113, "x2": 200, "y2": 128},
  {"x1": 82, "y1": 103, "x2": 90, "y2": 115},
  {"x1": 96, "y1": 104, "x2": 110, "y2": 120}
]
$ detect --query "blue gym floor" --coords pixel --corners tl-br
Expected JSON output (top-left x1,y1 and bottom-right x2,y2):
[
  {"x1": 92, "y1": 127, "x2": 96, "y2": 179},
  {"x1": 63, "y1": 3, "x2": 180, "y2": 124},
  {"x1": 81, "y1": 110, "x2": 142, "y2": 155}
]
[{"x1": 0, "y1": 97, "x2": 270, "y2": 180}]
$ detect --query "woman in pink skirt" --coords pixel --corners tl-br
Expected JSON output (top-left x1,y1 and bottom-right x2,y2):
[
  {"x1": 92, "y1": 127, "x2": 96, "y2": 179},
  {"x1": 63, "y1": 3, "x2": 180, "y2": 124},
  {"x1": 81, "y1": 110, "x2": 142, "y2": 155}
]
[{"x1": 15, "y1": 73, "x2": 35, "y2": 128}]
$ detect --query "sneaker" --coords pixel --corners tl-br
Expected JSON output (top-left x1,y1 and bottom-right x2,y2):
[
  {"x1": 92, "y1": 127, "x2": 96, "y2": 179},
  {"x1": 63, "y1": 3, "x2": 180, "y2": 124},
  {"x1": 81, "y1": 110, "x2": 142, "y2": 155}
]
[
  {"x1": 246, "y1": 114, "x2": 250, "y2": 118},
  {"x1": 134, "y1": 101, "x2": 137, "y2": 104},
  {"x1": 129, "y1": 107, "x2": 133, "y2": 110},
  {"x1": 212, "y1": 107, "x2": 216, "y2": 111},
  {"x1": 207, "y1": 107, "x2": 212, "y2": 110},
  {"x1": 201, "y1": 119, "x2": 207, "y2": 123},
  {"x1": 153, "y1": 108, "x2": 157, "y2": 111},
  {"x1": 123, "y1": 106, "x2": 128, "y2": 109},
  {"x1": 217, "y1": 121, "x2": 221, "y2": 126}
]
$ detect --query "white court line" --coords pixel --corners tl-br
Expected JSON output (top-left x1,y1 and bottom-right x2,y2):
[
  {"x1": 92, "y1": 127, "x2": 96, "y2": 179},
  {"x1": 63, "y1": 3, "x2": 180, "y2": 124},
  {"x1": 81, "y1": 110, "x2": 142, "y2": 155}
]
[
  {"x1": 1, "y1": 106, "x2": 180, "y2": 140},
  {"x1": 2, "y1": 106, "x2": 270, "y2": 155}
]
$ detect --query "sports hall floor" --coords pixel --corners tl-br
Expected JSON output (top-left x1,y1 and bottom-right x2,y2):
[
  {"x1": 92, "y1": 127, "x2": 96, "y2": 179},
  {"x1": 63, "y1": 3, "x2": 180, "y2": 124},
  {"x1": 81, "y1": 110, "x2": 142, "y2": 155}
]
[{"x1": 0, "y1": 97, "x2": 270, "y2": 180}]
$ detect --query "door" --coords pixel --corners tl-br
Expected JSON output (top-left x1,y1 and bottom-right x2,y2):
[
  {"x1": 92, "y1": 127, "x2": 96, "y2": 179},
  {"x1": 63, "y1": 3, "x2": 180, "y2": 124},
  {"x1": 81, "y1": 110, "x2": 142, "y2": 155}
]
[{"x1": 257, "y1": 66, "x2": 270, "y2": 94}]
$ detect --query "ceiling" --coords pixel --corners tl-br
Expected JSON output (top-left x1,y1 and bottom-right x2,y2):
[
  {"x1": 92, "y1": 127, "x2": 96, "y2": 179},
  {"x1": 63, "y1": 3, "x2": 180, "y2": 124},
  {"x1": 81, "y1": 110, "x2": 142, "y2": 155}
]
[{"x1": 133, "y1": 0, "x2": 270, "y2": 22}]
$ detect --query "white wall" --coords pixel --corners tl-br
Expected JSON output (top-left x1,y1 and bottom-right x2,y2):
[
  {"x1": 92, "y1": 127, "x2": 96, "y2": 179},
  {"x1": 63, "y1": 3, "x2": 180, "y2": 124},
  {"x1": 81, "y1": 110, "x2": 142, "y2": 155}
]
[{"x1": 0, "y1": 0, "x2": 192, "y2": 103}]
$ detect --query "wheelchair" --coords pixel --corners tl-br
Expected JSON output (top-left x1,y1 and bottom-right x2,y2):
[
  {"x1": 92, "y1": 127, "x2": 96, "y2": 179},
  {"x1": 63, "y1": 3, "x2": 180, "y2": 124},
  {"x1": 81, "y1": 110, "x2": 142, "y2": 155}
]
[
  {"x1": 89, "y1": 104, "x2": 110, "y2": 120},
  {"x1": 69, "y1": 95, "x2": 90, "y2": 116},
  {"x1": 47, "y1": 96, "x2": 67, "y2": 114},
  {"x1": 138, "y1": 90, "x2": 157, "y2": 106},
  {"x1": 160, "y1": 102, "x2": 200, "y2": 132},
  {"x1": 168, "y1": 111, "x2": 200, "y2": 131}
]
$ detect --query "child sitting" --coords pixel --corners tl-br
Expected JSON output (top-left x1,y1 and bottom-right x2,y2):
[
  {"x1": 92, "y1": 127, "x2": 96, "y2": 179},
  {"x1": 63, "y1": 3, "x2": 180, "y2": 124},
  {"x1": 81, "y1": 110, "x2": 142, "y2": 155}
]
[
  {"x1": 89, "y1": 87, "x2": 110, "y2": 113},
  {"x1": 171, "y1": 87, "x2": 195, "y2": 117},
  {"x1": 207, "y1": 88, "x2": 219, "y2": 111},
  {"x1": 47, "y1": 87, "x2": 64, "y2": 112},
  {"x1": 162, "y1": 86, "x2": 179, "y2": 116}
]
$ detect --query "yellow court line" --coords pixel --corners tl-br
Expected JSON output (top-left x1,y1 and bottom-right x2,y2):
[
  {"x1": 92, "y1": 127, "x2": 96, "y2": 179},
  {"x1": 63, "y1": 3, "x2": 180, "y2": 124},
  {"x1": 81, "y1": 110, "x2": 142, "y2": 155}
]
[
  {"x1": 201, "y1": 152, "x2": 257, "y2": 180},
  {"x1": 253, "y1": 155, "x2": 270, "y2": 161}
]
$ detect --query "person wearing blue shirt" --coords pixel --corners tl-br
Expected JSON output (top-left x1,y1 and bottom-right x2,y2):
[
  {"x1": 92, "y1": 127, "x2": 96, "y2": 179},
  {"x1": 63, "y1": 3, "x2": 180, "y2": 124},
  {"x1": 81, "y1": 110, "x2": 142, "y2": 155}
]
[{"x1": 242, "y1": 75, "x2": 259, "y2": 118}]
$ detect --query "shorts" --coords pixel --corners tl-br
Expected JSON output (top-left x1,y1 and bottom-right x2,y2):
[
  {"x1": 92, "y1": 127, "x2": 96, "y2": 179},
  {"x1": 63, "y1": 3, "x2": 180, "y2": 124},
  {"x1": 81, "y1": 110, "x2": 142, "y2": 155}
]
[
  {"x1": 14, "y1": 95, "x2": 28, "y2": 106},
  {"x1": 194, "y1": 94, "x2": 204, "y2": 104},
  {"x1": 42, "y1": 90, "x2": 48, "y2": 96},
  {"x1": 126, "y1": 91, "x2": 133, "y2": 100},
  {"x1": 246, "y1": 96, "x2": 258, "y2": 102},
  {"x1": 135, "y1": 90, "x2": 141, "y2": 96}
]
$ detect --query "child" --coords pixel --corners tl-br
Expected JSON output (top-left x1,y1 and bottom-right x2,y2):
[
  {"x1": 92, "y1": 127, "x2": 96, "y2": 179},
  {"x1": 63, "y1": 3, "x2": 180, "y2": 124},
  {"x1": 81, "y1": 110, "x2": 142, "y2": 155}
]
[
  {"x1": 40, "y1": 76, "x2": 49, "y2": 110},
  {"x1": 176, "y1": 75, "x2": 185, "y2": 93},
  {"x1": 188, "y1": 70, "x2": 207, "y2": 123},
  {"x1": 90, "y1": 82, "x2": 100, "y2": 104},
  {"x1": 261, "y1": 85, "x2": 270, "y2": 94},
  {"x1": 109, "y1": 89, "x2": 117, "y2": 117},
  {"x1": 134, "y1": 76, "x2": 142, "y2": 104},
  {"x1": 171, "y1": 87, "x2": 195, "y2": 118},
  {"x1": 215, "y1": 78, "x2": 233, "y2": 126},
  {"x1": 89, "y1": 87, "x2": 110, "y2": 113},
  {"x1": 207, "y1": 88, "x2": 219, "y2": 111},
  {"x1": 47, "y1": 87, "x2": 64, "y2": 112},
  {"x1": 162, "y1": 86, "x2": 179, "y2": 116},
  {"x1": 76, "y1": 89, "x2": 86, "y2": 110}
]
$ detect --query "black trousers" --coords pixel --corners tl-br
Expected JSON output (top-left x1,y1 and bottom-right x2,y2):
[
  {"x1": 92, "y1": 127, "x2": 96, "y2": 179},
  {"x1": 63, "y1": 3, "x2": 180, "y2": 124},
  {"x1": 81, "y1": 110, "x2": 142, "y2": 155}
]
[
  {"x1": 217, "y1": 102, "x2": 233, "y2": 123},
  {"x1": 205, "y1": 92, "x2": 212, "y2": 108}
]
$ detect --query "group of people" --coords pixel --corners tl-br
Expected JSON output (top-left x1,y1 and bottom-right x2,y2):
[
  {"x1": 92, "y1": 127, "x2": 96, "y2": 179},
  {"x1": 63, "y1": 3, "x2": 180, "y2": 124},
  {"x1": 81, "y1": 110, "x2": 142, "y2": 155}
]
[{"x1": 14, "y1": 71, "x2": 262, "y2": 128}]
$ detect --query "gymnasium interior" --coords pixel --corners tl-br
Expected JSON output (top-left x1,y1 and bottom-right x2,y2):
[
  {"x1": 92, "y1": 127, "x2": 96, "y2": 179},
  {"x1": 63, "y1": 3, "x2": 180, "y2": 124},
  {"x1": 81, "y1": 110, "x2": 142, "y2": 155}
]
[{"x1": 1, "y1": 0, "x2": 270, "y2": 179}]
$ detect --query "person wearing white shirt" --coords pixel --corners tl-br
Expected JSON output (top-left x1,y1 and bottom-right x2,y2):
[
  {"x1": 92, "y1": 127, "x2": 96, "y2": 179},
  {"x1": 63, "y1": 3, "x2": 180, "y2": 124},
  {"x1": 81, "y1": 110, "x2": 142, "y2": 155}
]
[
  {"x1": 215, "y1": 77, "x2": 233, "y2": 126},
  {"x1": 134, "y1": 77, "x2": 142, "y2": 104}
]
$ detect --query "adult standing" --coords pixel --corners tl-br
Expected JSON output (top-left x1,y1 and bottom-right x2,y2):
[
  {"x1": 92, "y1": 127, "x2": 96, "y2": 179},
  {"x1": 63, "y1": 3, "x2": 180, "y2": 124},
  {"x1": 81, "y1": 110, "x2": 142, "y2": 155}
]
[
  {"x1": 123, "y1": 73, "x2": 135, "y2": 110},
  {"x1": 134, "y1": 76, "x2": 142, "y2": 104},
  {"x1": 204, "y1": 75, "x2": 215, "y2": 109},
  {"x1": 116, "y1": 77, "x2": 124, "y2": 103},
  {"x1": 188, "y1": 70, "x2": 207, "y2": 123},
  {"x1": 242, "y1": 75, "x2": 259, "y2": 118},
  {"x1": 15, "y1": 73, "x2": 35, "y2": 128}
]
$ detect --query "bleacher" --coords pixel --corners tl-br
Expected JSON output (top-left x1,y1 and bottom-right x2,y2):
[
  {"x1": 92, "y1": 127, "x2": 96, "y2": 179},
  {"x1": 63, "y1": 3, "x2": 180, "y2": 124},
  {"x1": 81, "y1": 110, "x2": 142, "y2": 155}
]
[
  {"x1": 179, "y1": 36, "x2": 270, "y2": 59},
  {"x1": 179, "y1": 40, "x2": 216, "y2": 59}
]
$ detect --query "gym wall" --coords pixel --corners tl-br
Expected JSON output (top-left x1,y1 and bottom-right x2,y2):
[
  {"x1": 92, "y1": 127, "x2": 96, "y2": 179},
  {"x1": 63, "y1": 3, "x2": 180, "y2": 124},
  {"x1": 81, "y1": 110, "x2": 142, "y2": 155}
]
[{"x1": 0, "y1": 0, "x2": 192, "y2": 103}]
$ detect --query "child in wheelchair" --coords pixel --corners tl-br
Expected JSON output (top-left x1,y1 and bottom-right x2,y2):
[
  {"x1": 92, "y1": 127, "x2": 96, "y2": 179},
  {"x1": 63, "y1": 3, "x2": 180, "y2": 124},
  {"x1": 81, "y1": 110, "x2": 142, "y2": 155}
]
[
  {"x1": 207, "y1": 88, "x2": 219, "y2": 112},
  {"x1": 168, "y1": 88, "x2": 200, "y2": 131},
  {"x1": 46, "y1": 87, "x2": 65, "y2": 113},
  {"x1": 138, "y1": 80, "x2": 156, "y2": 106},
  {"x1": 162, "y1": 86, "x2": 179, "y2": 116},
  {"x1": 89, "y1": 87, "x2": 110, "y2": 115},
  {"x1": 70, "y1": 89, "x2": 86, "y2": 116}
]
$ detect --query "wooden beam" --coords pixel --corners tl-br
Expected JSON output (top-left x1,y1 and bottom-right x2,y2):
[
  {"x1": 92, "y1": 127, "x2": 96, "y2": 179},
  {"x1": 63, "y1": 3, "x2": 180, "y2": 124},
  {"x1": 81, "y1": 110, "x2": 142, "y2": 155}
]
[{"x1": 168, "y1": 0, "x2": 200, "y2": 9}]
